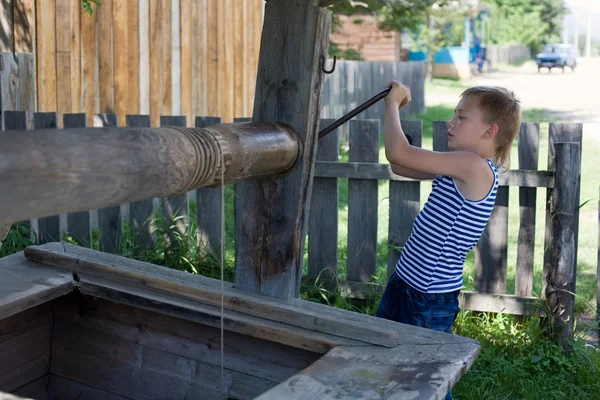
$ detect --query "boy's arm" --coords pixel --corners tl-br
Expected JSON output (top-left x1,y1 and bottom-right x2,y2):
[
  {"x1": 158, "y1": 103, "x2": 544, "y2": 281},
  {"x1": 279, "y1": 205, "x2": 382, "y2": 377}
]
[{"x1": 390, "y1": 164, "x2": 435, "y2": 180}]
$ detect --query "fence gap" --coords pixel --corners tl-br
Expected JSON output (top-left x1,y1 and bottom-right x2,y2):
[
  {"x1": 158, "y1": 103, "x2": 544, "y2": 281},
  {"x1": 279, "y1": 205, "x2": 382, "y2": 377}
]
[
  {"x1": 346, "y1": 119, "x2": 379, "y2": 282},
  {"x1": 308, "y1": 119, "x2": 339, "y2": 280},
  {"x1": 387, "y1": 120, "x2": 422, "y2": 278}
]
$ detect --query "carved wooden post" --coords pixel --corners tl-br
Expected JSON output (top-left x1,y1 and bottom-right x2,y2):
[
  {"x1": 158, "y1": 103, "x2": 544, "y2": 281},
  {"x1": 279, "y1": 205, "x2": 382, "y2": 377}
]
[
  {"x1": 544, "y1": 142, "x2": 581, "y2": 353},
  {"x1": 235, "y1": 0, "x2": 332, "y2": 298}
]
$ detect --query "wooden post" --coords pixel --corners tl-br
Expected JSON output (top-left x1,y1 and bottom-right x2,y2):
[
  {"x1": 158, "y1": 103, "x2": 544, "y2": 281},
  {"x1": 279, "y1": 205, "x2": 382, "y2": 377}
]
[
  {"x1": 544, "y1": 142, "x2": 580, "y2": 353},
  {"x1": 235, "y1": 0, "x2": 332, "y2": 298}
]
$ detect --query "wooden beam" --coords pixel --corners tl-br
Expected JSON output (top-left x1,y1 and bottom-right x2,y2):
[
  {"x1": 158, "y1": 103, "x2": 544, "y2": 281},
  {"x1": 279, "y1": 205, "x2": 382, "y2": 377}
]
[{"x1": 235, "y1": 0, "x2": 332, "y2": 298}]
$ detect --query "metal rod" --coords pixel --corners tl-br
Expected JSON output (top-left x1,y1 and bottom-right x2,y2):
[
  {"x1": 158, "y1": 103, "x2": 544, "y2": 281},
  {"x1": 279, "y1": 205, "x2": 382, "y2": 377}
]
[{"x1": 318, "y1": 87, "x2": 391, "y2": 139}]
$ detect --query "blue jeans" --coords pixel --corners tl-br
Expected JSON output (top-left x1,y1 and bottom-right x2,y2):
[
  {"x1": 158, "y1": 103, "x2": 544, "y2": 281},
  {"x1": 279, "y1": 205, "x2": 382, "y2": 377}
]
[{"x1": 376, "y1": 273, "x2": 460, "y2": 399}]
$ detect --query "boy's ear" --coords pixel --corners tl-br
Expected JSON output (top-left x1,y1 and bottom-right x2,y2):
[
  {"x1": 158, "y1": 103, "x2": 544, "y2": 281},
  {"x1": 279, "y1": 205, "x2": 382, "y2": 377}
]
[{"x1": 484, "y1": 124, "x2": 499, "y2": 139}]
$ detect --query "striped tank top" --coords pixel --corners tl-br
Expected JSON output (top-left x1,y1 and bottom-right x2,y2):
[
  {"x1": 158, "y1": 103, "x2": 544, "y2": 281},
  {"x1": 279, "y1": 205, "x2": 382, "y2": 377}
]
[{"x1": 396, "y1": 159, "x2": 499, "y2": 293}]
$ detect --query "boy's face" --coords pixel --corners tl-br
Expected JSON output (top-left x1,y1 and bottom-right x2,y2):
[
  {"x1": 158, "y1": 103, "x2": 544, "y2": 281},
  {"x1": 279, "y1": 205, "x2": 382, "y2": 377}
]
[{"x1": 447, "y1": 95, "x2": 491, "y2": 152}]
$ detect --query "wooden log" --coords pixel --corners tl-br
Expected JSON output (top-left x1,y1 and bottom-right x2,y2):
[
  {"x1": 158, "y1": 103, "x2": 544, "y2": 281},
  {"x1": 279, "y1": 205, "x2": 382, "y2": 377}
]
[
  {"x1": 307, "y1": 119, "x2": 339, "y2": 280},
  {"x1": 544, "y1": 142, "x2": 580, "y2": 353},
  {"x1": 235, "y1": 0, "x2": 332, "y2": 298},
  {"x1": 387, "y1": 120, "x2": 422, "y2": 278},
  {"x1": 347, "y1": 119, "x2": 379, "y2": 282},
  {"x1": 0, "y1": 122, "x2": 299, "y2": 225},
  {"x1": 516, "y1": 122, "x2": 540, "y2": 297}
]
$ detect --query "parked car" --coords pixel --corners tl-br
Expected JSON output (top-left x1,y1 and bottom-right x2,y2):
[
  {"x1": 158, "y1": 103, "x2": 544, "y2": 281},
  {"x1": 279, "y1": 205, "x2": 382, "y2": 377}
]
[{"x1": 535, "y1": 44, "x2": 577, "y2": 73}]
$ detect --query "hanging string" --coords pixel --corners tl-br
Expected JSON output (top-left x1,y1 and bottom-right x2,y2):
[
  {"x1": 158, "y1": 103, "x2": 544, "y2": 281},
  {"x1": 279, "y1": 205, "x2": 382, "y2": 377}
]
[{"x1": 220, "y1": 146, "x2": 226, "y2": 399}]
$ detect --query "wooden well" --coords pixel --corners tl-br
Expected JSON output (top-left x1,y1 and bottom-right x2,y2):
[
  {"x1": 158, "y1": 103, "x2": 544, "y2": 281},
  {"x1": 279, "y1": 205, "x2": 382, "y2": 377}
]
[{"x1": 0, "y1": 243, "x2": 479, "y2": 399}]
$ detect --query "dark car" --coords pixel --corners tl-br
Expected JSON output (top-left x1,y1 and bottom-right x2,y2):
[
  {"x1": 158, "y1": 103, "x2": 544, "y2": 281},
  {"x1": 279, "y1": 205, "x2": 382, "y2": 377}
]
[{"x1": 536, "y1": 44, "x2": 577, "y2": 73}]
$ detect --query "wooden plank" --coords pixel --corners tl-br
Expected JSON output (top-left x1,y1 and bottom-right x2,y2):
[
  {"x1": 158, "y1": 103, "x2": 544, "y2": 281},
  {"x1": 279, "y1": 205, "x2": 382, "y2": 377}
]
[
  {"x1": 180, "y1": 0, "x2": 192, "y2": 123},
  {"x1": 149, "y1": 0, "x2": 163, "y2": 126},
  {"x1": 224, "y1": 0, "x2": 234, "y2": 122},
  {"x1": 95, "y1": 114, "x2": 120, "y2": 254},
  {"x1": 48, "y1": 375, "x2": 130, "y2": 400},
  {"x1": 13, "y1": 0, "x2": 35, "y2": 53},
  {"x1": 191, "y1": 0, "x2": 208, "y2": 116},
  {"x1": 160, "y1": 115, "x2": 188, "y2": 235},
  {"x1": 171, "y1": 0, "x2": 181, "y2": 116},
  {"x1": 126, "y1": 114, "x2": 154, "y2": 255},
  {"x1": 207, "y1": 0, "x2": 218, "y2": 116},
  {"x1": 97, "y1": 0, "x2": 114, "y2": 114},
  {"x1": 234, "y1": 2, "x2": 332, "y2": 298},
  {"x1": 0, "y1": 252, "x2": 72, "y2": 321},
  {"x1": 0, "y1": 300, "x2": 53, "y2": 343},
  {"x1": 55, "y1": 296, "x2": 318, "y2": 383},
  {"x1": 127, "y1": 0, "x2": 140, "y2": 116},
  {"x1": 35, "y1": 0, "x2": 56, "y2": 113},
  {"x1": 81, "y1": 0, "x2": 97, "y2": 126},
  {"x1": 246, "y1": 0, "x2": 256, "y2": 118},
  {"x1": 387, "y1": 120, "x2": 422, "y2": 278},
  {"x1": 0, "y1": 0, "x2": 14, "y2": 52},
  {"x1": 63, "y1": 113, "x2": 90, "y2": 246},
  {"x1": 313, "y1": 162, "x2": 555, "y2": 187},
  {"x1": 195, "y1": 116, "x2": 223, "y2": 256},
  {"x1": 139, "y1": 0, "x2": 150, "y2": 114},
  {"x1": 0, "y1": 323, "x2": 51, "y2": 378},
  {"x1": 475, "y1": 185, "x2": 509, "y2": 294},
  {"x1": 161, "y1": 0, "x2": 172, "y2": 116},
  {"x1": 257, "y1": 342, "x2": 480, "y2": 400},
  {"x1": 32, "y1": 113, "x2": 59, "y2": 243},
  {"x1": 0, "y1": 53, "x2": 18, "y2": 113},
  {"x1": 55, "y1": 0, "x2": 70, "y2": 52},
  {"x1": 543, "y1": 123, "x2": 583, "y2": 290},
  {"x1": 70, "y1": 0, "x2": 82, "y2": 113},
  {"x1": 12, "y1": 376, "x2": 48, "y2": 399},
  {"x1": 515, "y1": 122, "x2": 540, "y2": 297},
  {"x1": 25, "y1": 242, "x2": 435, "y2": 349},
  {"x1": 347, "y1": 119, "x2": 379, "y2": 282},
  {"x1": 545, "y1": 142, "x2": 580, "y2": 352},
  {"x1": 113, "y1": 0, "x2": 128, "y2": 124},
  {"x1": 234, "y1": 0, "x2": 244, "y2": 119},
  {"x1": 307, "y1": 119, "x2": 339, "y2": 279},
  {"x1": 216, "y1": 0, "x2": 225, "y2": 119},
  {"x1": 0, "y1": 353, "x2": 50, "y2": 393},
  {"x1": 56, "y1": 53, "x2": 71, "y2": 120}
]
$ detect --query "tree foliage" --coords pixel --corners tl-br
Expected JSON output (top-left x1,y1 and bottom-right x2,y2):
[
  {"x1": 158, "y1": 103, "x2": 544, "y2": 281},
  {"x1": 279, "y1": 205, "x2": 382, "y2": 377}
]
[{"x1": 82, "y1": 0, "x2": 101, "y2": 16}]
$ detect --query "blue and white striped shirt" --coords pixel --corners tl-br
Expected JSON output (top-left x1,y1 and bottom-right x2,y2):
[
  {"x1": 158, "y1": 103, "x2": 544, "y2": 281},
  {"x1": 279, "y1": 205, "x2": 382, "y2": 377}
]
[{"x1": 396, "y1": 159, "x2": 499, "y2": 293}]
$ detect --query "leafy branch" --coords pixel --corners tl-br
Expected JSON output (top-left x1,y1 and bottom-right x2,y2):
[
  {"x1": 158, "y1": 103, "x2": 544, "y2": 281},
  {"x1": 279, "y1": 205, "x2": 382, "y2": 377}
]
[{"x1": 82, "y1": 0, "x2": 101, "y2": 16}]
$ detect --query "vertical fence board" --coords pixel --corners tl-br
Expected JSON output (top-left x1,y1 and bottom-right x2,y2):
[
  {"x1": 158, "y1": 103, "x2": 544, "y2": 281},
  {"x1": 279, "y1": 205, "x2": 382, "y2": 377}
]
[
  {"x1": 113, "y1": 0, "x2": 128, "y2": 124},
  {"x1": 126, "y1": 114, "x2": 153, "y2": 255},
  {"x1": 543, "y1": 123, "x2": 583, "y2": 290},
  {"x1": 346, "y1": 120, "x2": 379, "y2": 282},
  {"x1": 515, "y1": 122, "x2": 540, "y2": 297},
  {"x1": 196, "y1": 116, "x2": 224, "y2": 257},
  {"x1": 35, "y1": 0, "x2": 56, "y2": 114},
  {"x1": 127, "y1": 0, "x2": 139, "y2": 116},
  {"x1": 207, "y1": 0, "x2": 218, "y2": 116},
  {"x1": 387, "y1": 120, "x2": 422, "y2": 278},
  {"x1": 97, "y1": 0, "x2": 114, "y2": 115},
  {"x1": 149, "y1": 0, "x2": 162, "y2": 126},
  {"x1": 63, "y1": 113, "x2": 90, "y2": 246},
  {"x1": 70, "y1": 0, "x2": 82, "y2": 114},
  {"x1": 81, "y1": 1, "x2": 96, "y2": 126},
  {"x1": 13, "y1": 0, "x2": 35, "y2": 54},
  {"x1": 95, "y1": 114, "x2": 120, "y2": 253},
  {"x1": 233, "y1": 0, "x2": 244, "y2": 120},
  {"x1": 33, "y1": 113, "x2": 59, "y2": 243},
  {"x1": 161, "y1": 0, "x2": 172, "y2": 116},
  {"x1": 180, "y1": 0, "x2": 192, "y2": 124},
  {"x1": 159, "y1": 116, "x2": 188, "y2": 235},
  {"x1": 308, "y1": 119, "x2": 339, "y2": 280},
  {"x1": 223, "y1": 0, "x2": 234, "y2": 123}
]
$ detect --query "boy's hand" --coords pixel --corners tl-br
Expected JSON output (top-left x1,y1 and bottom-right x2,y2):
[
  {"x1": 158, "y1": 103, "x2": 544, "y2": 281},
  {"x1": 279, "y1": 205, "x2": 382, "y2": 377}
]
[{"x1": 385, "y1": 80, "x2": 411, "y2": 110}]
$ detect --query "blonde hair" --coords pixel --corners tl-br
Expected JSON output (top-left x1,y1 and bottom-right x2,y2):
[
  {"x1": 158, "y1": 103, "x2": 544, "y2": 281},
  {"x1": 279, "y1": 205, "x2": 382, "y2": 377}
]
[{"x1": 460, "y1": 86, "x2": 521, "y2": 170}]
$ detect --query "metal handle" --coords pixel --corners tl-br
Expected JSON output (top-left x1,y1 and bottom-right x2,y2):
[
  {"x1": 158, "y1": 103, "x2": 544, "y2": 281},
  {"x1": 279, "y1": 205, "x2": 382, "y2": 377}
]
[{"x1": 318, "y1": 87, "x2": 391, "y2": 139}]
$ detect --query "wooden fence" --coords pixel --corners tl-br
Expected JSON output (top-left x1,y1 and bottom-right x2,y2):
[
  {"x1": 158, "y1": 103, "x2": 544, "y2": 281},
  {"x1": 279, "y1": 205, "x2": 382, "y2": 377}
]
[{"x1": 2, "y1": 112, "x2": 584, "y2": 319}]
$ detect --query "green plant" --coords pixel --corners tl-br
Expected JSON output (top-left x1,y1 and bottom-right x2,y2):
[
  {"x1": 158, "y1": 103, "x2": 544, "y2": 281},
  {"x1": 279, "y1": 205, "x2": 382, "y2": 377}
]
[
  {"x1": 82, "y1": 0, "x2": 101, "y2": 16},
  {"x1": 0, "y1": 223, "x2": 37, "y2": 258}
]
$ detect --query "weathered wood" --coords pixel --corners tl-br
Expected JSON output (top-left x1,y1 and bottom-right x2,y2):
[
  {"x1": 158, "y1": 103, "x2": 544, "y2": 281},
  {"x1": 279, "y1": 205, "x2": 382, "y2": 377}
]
[
  {"x1": 12, "y1": 375, "x2": 48, "y2": 399},
  {"x1": 0, "y1": 122, "x2": 299, "y2": 226},
  {"x1": 388, "y1": 120, "x2": 422, "y2": 278},
  {"x1": 160, "y1": 115, "x2": 189, "y2": 236},
  {"x1": 13, "y1": 0, "x2": 35, "y2": 54},
  {"x1": 543, "y1": 123, "x2": 582, "y2": 293},
  {"x1": 544, "y1": 142, "x2": 580, "y2": 353},
  {"x1": 0, "y1": 0, "x2": 14, "y2": 53},
  {"x1": 113, "y1": 0, "x2": 128, "y2": 123},
  {"x1": 48, "y1": 375, "x2": 130, "y2": 400},
  {"x1": 308, "y1": 119, "x2": 339, "y2": 279},
  {"x1": 347, "y1": 119, "x2": 379, "y2": 282},
  {"x1": 34, "y1": 112, "x2": 60, "y2": 243},
  {"x1": 80, "y1": 0, "x2": 96, "y2": 126},
  {"x1": 126, "y1": 0, "x2": 139, "y2": 116},
  {"x1": 432, "y1": 120, "x2": 449, "y2": 152},
  {"x1": 70, "y1": 0, "x2": 82, "y2": 114},
  {"x1": 0, "y1": 323, "x2": 51, "y2": 387},
  {"x1": 55, "y1": 295, "x2": 319, "y2": 383},
  {"x1": 516, "y1": 122, "x2": 540, "y2": 297},
  {"x1": 0, "y1": 251, "x2": 72, "y2": 320},
  {"x1": 63, "y1": 113, "x2": 91, "y2": 246},
  {"x1": 35, "y1": 0, "x2": 57, "y2": 114},
  {"x1": 97, "y1": 0, "x2": 114, "y2": 115},
  {"x1": 0, "y1": 352, "x2": 50, "y2": 393},
  {"x1": 0, "y1": 301, "x2": 53, "y2": 343},
  {"x1": 233, "y1": 117, "x2": 252, "y2": 266},
  {"x1": 257, "y1": 341, "x2": 480, "y2": 400},
  {"x1": 196, "y1": 116, "x2": 224, "y2": 256},
  {"x1": 1, "y1": 54, "x2": 35, "y2": 121},
  {"x1": 24, "y1": 243, "x2": 458, "y2": 349},
  {"x1": 314, "y1": 161, "x2": 555, "y2": 187},
  {"x1": 475, "y1": 185, "x2": 509, "y2": 294},
  {"x1": 235, "y1": 1, "x2": 332, "y2": 298}
]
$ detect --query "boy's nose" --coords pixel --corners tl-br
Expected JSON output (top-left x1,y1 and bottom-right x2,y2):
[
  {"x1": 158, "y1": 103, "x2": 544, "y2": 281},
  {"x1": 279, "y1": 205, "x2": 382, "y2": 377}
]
[{"x1": 446, "y1": 119, "x2": 454, "y2": 128}]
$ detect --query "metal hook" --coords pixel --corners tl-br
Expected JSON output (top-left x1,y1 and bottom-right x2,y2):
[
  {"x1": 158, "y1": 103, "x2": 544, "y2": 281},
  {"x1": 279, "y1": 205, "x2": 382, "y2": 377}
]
[{"x1": 321, "y1": 55, "x2": 336, "y2": 74}]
